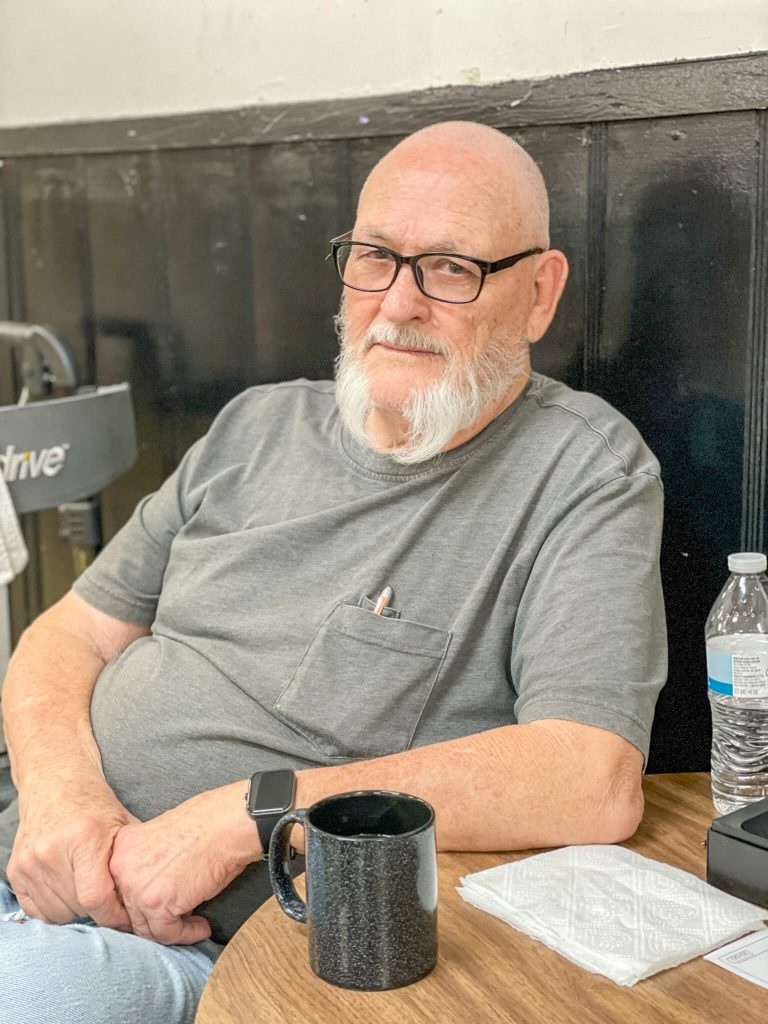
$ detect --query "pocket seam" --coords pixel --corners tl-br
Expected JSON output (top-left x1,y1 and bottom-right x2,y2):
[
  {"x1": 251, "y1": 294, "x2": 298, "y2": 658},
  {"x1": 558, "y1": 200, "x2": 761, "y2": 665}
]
[
  {"x1": 272, "y1": 602, "x2": 336, "y2": 714},
  {"x1": 330, "y1": 622, "x2": 448, "y2": 659},
  {"x1": 404, "y1": 629, "x2": 453, "y2": 750}
]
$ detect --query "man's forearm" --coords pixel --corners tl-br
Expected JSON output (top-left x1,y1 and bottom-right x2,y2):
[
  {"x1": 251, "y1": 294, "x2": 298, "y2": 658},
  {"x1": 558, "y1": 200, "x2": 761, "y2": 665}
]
[
  {"x1": 2, "y1": 594, "x2": 151, "y2": 929},
  {"x1": 225, "y1": 719, "x2": 644, "y2": 864},
  {"x1": 292, "y1": 720, "x2": 644, "y2": 852},
  {"x1": 2, "y1": 593, "x2": 148, "y2": 790},
  {"x1": 3, "y1": 619, "x2": 105, "y2": 788}
]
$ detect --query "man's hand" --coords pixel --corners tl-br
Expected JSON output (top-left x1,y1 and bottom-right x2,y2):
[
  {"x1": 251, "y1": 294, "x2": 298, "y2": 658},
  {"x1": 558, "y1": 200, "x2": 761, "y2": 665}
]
[
  {"x1": 2, "y1": 591, "x2": 152, "y2": 930},
  {"x1": 108, "y1": 782, "x2": 259, "y2": 945},
  {"x1": 8, "y1": 770, "x2": 136, "y2": 930}
]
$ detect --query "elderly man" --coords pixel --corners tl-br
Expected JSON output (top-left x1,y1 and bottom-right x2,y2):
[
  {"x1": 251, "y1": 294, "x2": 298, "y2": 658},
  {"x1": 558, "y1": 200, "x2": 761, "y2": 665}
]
[{"x1": 0, "y1": 121, "x2": 666, "y2": 1022}]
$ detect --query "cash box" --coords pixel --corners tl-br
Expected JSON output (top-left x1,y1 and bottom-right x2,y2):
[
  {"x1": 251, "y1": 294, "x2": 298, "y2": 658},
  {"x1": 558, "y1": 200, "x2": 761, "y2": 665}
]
[{"x1": 707, "y1": 799, "x2": 768, "y2": 907}]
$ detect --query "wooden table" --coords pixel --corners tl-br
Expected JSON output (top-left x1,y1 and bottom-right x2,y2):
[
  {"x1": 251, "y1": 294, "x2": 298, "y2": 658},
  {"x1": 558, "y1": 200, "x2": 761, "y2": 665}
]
[{"x1": 196, "y1": 774, "x2": 767, "y2": 1023}]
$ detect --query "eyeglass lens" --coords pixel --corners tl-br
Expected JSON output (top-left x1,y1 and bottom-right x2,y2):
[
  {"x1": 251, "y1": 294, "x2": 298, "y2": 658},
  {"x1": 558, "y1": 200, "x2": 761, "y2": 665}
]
[{"x1": 336, "y1": 243, "x2": 484, "y2": 302}]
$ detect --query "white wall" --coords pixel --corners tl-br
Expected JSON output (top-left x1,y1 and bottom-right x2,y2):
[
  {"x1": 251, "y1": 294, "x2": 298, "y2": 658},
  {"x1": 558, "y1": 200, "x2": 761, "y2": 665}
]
[{"x1": 0, "y1": 0, "x2": 766, "y2": 127}]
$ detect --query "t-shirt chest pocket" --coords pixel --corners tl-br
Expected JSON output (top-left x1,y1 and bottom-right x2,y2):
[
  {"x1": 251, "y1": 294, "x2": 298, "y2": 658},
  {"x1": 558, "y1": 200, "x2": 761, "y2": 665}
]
[{"x1": 273, "y1": 599, "x2": 452, "y2": 759}]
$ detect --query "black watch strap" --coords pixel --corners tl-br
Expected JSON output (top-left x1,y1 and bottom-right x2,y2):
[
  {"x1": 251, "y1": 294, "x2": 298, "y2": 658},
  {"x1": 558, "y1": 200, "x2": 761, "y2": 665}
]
[
  {"x1": 254, "y1": 813, "x2": 280, "y2": 856},
  {"x1": 245, "y1": 769, "x2": 296, "y2": 855}
]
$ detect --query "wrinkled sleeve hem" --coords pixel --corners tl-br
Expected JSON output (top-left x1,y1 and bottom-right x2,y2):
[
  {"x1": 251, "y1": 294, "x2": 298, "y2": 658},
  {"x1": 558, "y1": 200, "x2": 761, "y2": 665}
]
[
  {"x1": 515, "y1": 696, "x2": 651, "y2": 766},
  {"x1": 72, "y1": 574, "x2": 157, "y2": 627}
]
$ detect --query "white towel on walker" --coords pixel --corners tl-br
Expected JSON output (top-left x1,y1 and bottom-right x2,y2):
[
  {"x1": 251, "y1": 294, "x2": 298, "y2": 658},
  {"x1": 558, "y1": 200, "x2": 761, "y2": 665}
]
[{"x1": 0, "y1": 471, "x2": 27, "y2": 585}]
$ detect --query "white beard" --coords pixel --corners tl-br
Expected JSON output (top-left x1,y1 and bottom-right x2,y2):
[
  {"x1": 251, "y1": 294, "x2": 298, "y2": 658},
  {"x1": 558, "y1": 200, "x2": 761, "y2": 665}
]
[{"x1": 334, "y1": 303, "x2": 528, "y2": 465}]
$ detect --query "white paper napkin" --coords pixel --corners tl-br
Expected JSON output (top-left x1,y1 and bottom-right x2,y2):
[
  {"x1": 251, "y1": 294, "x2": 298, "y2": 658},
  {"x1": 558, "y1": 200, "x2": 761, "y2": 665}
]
[{"x1": 457, "y1": 845, "x2": 767, "y2": 986}]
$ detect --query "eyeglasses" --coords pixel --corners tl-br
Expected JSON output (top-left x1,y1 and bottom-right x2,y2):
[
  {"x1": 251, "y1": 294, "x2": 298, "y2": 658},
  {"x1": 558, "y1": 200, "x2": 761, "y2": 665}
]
[{"x1": 328, "y1": 232, "x2": 543, "y2": 304}]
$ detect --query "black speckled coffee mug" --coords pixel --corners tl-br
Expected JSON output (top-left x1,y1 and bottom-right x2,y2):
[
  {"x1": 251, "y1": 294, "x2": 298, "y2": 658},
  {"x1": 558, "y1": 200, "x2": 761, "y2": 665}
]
[{"x1": 268, "y1": 790, "x2": 438, "y2": 990}]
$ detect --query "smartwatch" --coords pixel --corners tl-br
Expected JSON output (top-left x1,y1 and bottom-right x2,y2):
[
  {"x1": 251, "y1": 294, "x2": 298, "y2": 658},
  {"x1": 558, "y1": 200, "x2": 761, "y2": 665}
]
[{"x1": 245, "y1": 769, "x2": 296, "y2": 855}]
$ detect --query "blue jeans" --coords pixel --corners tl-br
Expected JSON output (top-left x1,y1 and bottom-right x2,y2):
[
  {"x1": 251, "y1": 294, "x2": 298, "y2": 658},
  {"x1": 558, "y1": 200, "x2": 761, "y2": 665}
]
[{"x1": 0, "y1": 882, "x2": 222, "y2": 1023}]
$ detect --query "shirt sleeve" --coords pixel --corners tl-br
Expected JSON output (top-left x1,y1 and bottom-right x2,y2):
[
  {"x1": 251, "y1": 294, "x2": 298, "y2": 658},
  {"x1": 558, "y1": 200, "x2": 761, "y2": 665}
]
[
  {"x1": 72, "y1": 435, "x2": 207, "y2": 626},
  {"x1": 510, "y1": 470, "x2": 667, "y2": 763}
]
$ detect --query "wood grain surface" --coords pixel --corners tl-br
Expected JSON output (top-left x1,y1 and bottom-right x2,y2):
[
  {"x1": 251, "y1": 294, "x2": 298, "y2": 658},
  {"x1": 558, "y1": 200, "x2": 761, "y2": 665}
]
[
  {"x1": 1, "y1": 54, "x2": 766, "y2": 157},
  {"x1": 195, "y1": 774, "x2": 767, "y2": 1024}
]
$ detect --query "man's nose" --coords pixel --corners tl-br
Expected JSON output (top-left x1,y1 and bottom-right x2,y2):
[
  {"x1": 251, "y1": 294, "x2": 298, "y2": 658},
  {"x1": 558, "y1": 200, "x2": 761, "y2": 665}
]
[{"x1": 378, "y1": 263, "x2": 431, "y2": 323}]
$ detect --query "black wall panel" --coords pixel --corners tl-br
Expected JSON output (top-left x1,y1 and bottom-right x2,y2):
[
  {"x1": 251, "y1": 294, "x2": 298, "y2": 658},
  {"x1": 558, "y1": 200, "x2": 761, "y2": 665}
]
[
  {"x1": 17, "y1": 157, "x2": 94, "y2": 380},
  {"x1": 161, "y1": 150, "x2": 255, "y2": 407},
  {"x1": 755, "y1": 111, "x2": 768, "y2": 557},
  {"x1": 249, "y1": 142, "x2": 353, "y2": 384},
  {"x1": 159, "y1": 148, "x2": 258, "y2": 460},
  {"x1": 14, "y1": 157, "x2": 95, "y2": 611},
  {"x1": 0, "y1": 162, "x2": 16, "y2": 405},
  {"x1": 510, "y1": 125, "x2": 590, "y2": 389},
  {"x1": 85, "y1": 152, "x2": 173, "y2": 543},
  {"x1": 601, "y1": 112, "x2": 759, "y2": 770},
  {"x1": 1, "y1": 55, "x2": 766, "y2": 772},
  {"x1": 0, "y1": 160, "x2": 32, "y2": 638}
]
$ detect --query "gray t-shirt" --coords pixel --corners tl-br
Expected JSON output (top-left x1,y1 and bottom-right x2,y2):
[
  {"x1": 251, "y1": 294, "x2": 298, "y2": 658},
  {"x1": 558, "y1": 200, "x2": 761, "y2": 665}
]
[{"x1": 0, "y1": 373, "x2": 667, "y2": 942}]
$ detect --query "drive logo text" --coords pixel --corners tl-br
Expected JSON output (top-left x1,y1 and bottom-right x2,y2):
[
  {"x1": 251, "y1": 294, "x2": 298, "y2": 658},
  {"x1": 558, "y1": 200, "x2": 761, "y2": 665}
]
[{"x1": 0, "y1": 443, "x2": 70, "y2": 482}]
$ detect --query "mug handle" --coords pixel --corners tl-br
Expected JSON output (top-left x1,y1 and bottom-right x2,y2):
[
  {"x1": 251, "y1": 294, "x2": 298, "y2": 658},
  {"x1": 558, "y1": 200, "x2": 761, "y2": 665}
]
[{"x1": 268, "y1": 809, "x2": 308, "y2": 923}]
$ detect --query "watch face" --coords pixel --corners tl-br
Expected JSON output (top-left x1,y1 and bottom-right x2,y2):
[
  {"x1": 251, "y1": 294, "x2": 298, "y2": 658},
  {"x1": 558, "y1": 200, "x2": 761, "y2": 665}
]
[{"x1": 250, "y1": 770, "x2": 295, "y2": 816}]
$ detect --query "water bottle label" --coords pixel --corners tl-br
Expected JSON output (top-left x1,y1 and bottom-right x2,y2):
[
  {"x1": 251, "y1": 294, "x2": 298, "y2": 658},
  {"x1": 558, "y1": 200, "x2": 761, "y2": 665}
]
[
  {"x1": 707, "y1": 648, "x2": 768, "y2": 697},
  {"x1": 732, "y1": 654, "x2": 768, "y2": 696}
]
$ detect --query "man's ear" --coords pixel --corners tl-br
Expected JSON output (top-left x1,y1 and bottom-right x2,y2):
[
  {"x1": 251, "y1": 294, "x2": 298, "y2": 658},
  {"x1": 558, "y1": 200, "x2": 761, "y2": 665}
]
[{"x1": 526, "y1": 250, "x2": 569, "y2": 344}]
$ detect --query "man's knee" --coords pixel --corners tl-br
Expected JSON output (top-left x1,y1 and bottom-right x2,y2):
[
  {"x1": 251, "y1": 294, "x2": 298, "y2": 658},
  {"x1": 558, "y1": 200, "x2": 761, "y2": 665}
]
[{"x1": 0, "y1": 907, "x2": 215, "y2": 1024}]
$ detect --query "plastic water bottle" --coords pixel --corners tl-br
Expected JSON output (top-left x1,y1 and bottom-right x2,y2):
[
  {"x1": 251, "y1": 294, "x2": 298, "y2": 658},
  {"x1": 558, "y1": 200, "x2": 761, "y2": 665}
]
[{"x1": 706, "y1": 552, "x2": 768, "y2": 814}]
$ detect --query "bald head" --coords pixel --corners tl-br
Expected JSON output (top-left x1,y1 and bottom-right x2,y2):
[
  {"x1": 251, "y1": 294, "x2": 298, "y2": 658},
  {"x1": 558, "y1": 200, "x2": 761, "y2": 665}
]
[{"x1": 358, "y1": 121, "x2": 550, "y2": 250}]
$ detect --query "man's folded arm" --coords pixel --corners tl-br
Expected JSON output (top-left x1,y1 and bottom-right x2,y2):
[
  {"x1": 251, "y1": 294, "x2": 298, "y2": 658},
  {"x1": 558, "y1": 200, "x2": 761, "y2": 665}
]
[
  {"x1": 291, "y1": 718, "x2": 644, "y2": 850},
  {"x1": 102, "y1": 715, "x2": 644, "y2": 945},
  {"x1": 216, "y1": 718, "x2": 645, "y2": 868}
]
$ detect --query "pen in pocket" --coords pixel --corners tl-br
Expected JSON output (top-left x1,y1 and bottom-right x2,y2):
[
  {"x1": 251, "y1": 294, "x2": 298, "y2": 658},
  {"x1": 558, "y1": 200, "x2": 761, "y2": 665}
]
[{"x1": 373, "y1": 586, "x2": 394, "y2": 615}]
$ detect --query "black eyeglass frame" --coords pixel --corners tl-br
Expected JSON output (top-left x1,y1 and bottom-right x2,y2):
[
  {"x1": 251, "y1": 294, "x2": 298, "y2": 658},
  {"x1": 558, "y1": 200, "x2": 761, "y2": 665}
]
[{"x1": 328, "y1": 232, "x2": 545, "y2": 304}]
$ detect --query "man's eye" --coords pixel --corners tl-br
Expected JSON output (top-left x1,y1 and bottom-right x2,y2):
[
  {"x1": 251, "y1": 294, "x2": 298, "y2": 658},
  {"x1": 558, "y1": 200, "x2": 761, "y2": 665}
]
[
  {"x1": 359, "y1": 248, "x2": 392, "y2": 262},
  {"x1": 437, "y1": 259, "x2": 470, "y2": 276}
]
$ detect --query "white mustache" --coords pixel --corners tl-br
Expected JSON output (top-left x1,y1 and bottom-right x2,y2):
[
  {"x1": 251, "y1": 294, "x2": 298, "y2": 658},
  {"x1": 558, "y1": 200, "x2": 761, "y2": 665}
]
[{"x1": 362, "y1": 324, "x2": 450, "y2": 359}]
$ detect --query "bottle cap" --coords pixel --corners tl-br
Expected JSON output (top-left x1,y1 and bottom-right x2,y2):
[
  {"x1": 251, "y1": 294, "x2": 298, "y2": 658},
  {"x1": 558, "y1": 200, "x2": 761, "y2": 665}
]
[{"x1": 728, "y1": 552, "x2": 767, "y2": 573}]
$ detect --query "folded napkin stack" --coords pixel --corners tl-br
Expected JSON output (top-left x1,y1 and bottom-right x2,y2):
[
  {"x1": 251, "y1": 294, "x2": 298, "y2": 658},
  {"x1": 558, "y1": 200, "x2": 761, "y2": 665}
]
[{"x1": 457, "y1": 844, "x2": 766, "y2": 986}]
